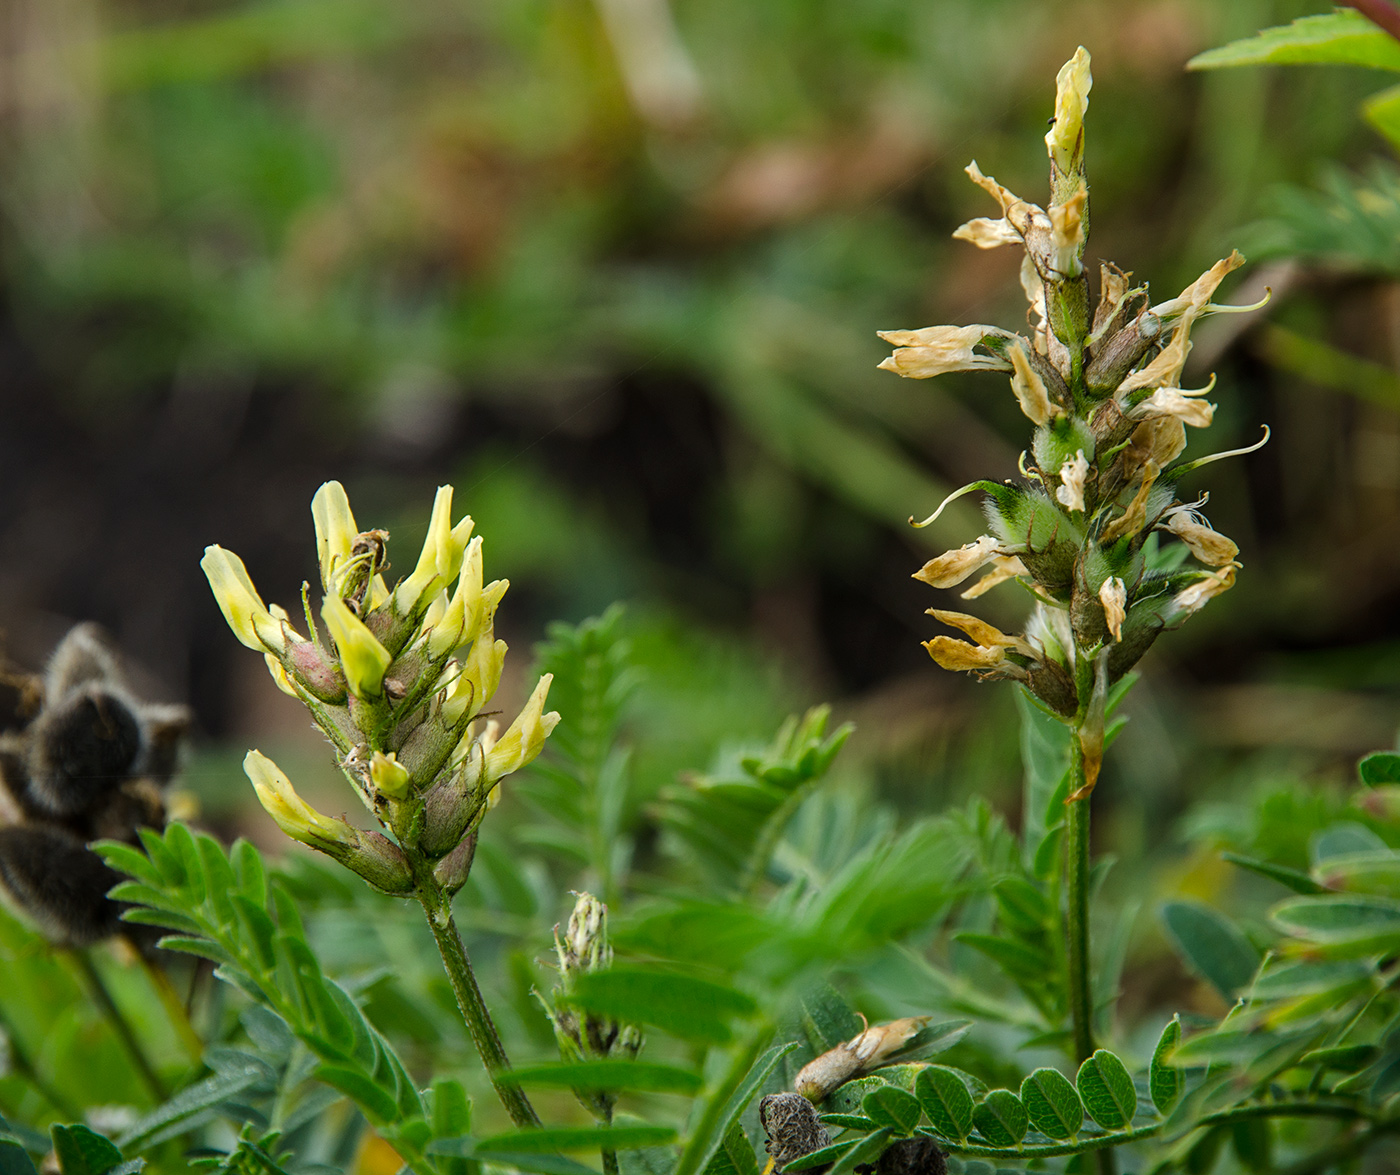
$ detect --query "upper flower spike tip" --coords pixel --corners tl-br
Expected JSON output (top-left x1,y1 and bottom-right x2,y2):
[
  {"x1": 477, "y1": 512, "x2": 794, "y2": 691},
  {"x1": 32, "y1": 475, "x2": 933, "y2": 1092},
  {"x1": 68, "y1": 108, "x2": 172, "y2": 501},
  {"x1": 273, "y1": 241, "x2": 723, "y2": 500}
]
[
  {"x1": 1046, "y1": 46, "x2": 1091, "y2": 178},
  {"x1": 311, "y1": 481, "x2": 359, "y2": 591}
]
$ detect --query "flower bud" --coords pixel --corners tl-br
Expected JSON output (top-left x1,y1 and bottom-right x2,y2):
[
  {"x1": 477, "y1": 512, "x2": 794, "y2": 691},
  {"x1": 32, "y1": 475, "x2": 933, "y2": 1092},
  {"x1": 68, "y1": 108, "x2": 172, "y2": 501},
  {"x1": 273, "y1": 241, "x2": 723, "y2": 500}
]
[
  {"x1": 1046, "y1": 47, "x2": 1092, "y2": 178},
  {"x1": 369, "y1": 751, "x2": 411, "y2": 799},
  {"x1": 311, "y1": 481, "x2": 359, "y2": 592},
  {"x1": 560, "y1": 891, "x2": 612, "y2": 977},
  {"x1": 285, "y1": 639, "x2": 348, "y2": 703},
  {"x1": 244, "y1": 750, "x2": 355, "y2": 849},
  {"x1": 202, "y1": 546, "x2": 294, "y2": 654},
  {"x1": 321, "y1": 593, "x2": 392, "y2": 699},
  {"x1": 393, "y1": 487, "x2": 474, "y2": 618}
]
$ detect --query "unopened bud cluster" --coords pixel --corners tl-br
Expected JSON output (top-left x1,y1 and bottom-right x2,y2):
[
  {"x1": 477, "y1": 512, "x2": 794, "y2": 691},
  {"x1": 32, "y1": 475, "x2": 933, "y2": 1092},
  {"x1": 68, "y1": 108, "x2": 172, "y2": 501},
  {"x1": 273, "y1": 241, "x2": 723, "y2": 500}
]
[
  {"x1": 202, "y1": 482, "x2": 559, "y2": 894},
  {"x1": 881, "y1": 48, "x2": 1264, "y2": 751},
  {"x1": 542, "y1": 892, "x2": 642, "y2": 1121}
]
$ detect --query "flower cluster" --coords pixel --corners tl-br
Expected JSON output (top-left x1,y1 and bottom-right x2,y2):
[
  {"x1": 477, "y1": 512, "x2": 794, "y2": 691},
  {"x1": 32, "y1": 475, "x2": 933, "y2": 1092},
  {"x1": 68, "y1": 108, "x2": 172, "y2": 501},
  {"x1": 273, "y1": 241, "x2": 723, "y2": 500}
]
[
  {"x1": 881, "y1": 48, "x2": 1264, "y2": 769},
  {"x1": 202, "y1": 482, "x2": 559, "y2": 894}
]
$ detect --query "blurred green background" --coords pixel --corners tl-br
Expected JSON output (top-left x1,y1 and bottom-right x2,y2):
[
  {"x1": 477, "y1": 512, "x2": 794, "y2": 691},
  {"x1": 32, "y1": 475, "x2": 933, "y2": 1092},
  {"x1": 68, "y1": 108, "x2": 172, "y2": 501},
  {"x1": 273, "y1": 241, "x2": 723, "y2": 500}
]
[{"x1": 3, "y1": 0, "x2": 1400, "y2": 1140}]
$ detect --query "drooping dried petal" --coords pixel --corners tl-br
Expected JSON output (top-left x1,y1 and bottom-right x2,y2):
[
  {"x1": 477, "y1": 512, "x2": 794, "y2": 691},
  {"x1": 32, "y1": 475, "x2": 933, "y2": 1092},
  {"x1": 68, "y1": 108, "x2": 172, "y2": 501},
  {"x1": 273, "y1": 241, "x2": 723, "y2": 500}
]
[
  {"x1": 1101, "y1": 461, "x2": 1161, "y2": 542},
  {"x1": 961, "y1": 555, "x2": 1029, "y2": 599},
  {"x1": 1009, "y1": 340, "x2": 1057, "y2": 425},
  {"x1": 1160, "y1": 510, "x2": 1239, "y2": 566},
  {"x1": 928, "y1": 609, "x2": 1034, "y2": 656},
  {"x1": 1099, "y1": 577, "x2": 1126, "y2": 642},
  {"x1": 1121, "y1": 252, "x2": 1247, "y2": 393},
  {"x1": 953, "y1": 216, "x2": 1023, "y2": 249},
  {"x1": 1048, "y1": 186, "x2": 1087, "y2": 278},
  {"x1": 1126, "y1": 416, "x2": 1187, "y2": 472},
  {"x1": 912, "y1": 535, "x2": 1003, "y2": 589},
  {"x1": 1137, "y1": 387, "x2": 1215, "y2": 428},
  {"x1": 1169, "y1": 563, "x2": 1238, "y2": 619},
  {"x1": 924, "y1": 636, "x2": 1005, "y2": 671}
]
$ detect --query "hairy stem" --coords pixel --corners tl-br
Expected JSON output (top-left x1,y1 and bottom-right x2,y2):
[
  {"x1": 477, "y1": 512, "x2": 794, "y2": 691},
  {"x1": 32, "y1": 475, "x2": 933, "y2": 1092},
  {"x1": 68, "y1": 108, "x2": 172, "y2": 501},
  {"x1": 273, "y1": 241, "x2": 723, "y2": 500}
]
[
  {"x1": 1065, "y1": 737, "x2": 1094, "y2": 1065},
  {"x1": 69, "y1": 948, "x2": 168, "y2": 1103},
  {"x1": 416, "y1": 882, "x2": 540, "y2": 1128}
]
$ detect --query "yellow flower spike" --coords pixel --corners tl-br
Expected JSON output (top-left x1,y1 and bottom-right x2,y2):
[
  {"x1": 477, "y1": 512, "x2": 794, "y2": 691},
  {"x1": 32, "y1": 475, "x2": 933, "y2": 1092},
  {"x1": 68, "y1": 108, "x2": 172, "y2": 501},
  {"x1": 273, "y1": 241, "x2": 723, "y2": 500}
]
[
  {"x1": 264, "y1": 653, "x2": 298, "y2": 698},
  {"x1": 1046, "y1": 46, "x2": 1092, "y2": 176},
  {"x1": 311, "y1": 481, "x2": 359, "y2": 591},
  {"x1": 201, "y1": 545, "x2": 294, "y2": 654},
  {"x1": 244, "y1": 750, "x2": 355, "y2": 848},
  {"x1": 321, "y1": 592, "x2": 392, "y2": 699},
  {"x1": 369, "y1": 751, "x2": 411, "y2": 799},
  {"x1": 482, "y1": 674, "x2": 561, "y2": 788}
]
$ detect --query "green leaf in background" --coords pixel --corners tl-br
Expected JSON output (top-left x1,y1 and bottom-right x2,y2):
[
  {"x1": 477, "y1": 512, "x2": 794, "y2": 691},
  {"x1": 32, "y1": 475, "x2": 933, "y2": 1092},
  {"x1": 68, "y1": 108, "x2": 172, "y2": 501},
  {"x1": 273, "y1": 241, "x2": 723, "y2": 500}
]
[
  {"x1": 914, "y1": 1067, "x2": 973, "y2": 1142},
  {"x1": 1222, "y1": 853, "x2": 1324, "y2": 895},
  {"x1": 1018, "y1": 1068, "x2": 1082, "y2": 1140},
  {"x1": 0, "y1": 1140, "x2": 38, "y2": 1175},
  {"x1": 1271, "y1": 893, "x2": 1400, "y2": 953},
  {"x1": 1188, "y1": 11, "x2": 1400, "y2": 72},
  {"x1": 676, "y1": 1041, "x2": 797, "y2": 1175},
  {"x1": 860, "y1": 1087, "x2": 923, "y2": 1137},
  {"x1": 1160, "y1": 901, "x2": 1261, "y2": 1001},
  {"x1": 1231, "y1": 1118, "x2": 1273, "y2": 1173},
  {"x1": 502, "y1": 1061, "x2": 702, "y2": 1095},
  {"x1": 478, "y1": 1128, "x2": 679, "y2": 1154},
  {"x1": 567, "y1": 970, "x2": 757, "y2": 1044},
  {"x1": 800, "y1": 983, "x2": 864, "y2": 1052},
  {"x1": 1075, "y1": 1051, "x2": 1136, "y2": 1132},
  {"x1": 49, "y1": 1126, "x2": 126, "y2": 1175},
  {"x1": 971, "y1": 1090, "x2": 1028, "y2": 1148},
  {"x1": 1311, "y1": 822, "x2": 1387, "y2": 863},
  {"x1": 314, "y1": 1065, "x2": 398, "y2": 1124},
  {"x1": 1360, "y1": 750, "x2": 1400, "y2": 785},
  {"x1": 427, "y1": 1140, "x2": 599, "y2": 1175},
  {"x1": 1302, "y1": 1043, "x2": 1380, "y2": 1072},
  {"x1": 1311, "y1": 849, "x2": 1400, "y2": 896},
  {"x1": 1150, "y1": 1017, "x2": 1183, "y2": 1115}
]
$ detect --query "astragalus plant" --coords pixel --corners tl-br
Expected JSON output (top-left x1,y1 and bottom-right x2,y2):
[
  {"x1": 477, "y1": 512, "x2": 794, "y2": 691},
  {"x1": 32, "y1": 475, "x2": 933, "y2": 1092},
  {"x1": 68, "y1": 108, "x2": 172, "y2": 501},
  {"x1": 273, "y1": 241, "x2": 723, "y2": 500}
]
[{"x1": 202, "y1": 482, "x2": 558, "y2": 1127}]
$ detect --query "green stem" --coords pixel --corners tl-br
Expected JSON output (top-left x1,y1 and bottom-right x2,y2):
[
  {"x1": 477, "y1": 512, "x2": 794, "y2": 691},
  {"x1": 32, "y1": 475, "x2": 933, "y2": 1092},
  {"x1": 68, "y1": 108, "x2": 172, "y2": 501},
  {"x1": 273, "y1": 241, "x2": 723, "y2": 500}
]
[
  {"x1": 69, "y1": 949, "x2": 168, "y2": 1102},
  {"x1": 1065, "y1": 738, "x2": 1094, "y2": 1066},
  {"x1": 416, "y1": 883, "x2": 540, "y2": 1128}
]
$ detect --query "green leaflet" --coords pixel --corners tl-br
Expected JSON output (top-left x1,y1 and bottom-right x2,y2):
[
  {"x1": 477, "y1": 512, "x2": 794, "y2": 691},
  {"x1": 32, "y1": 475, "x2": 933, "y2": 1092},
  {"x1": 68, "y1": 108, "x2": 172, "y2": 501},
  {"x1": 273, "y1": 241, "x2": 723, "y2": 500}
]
[
  {"x1": 861, "y1": 1087, "x2": 923, "y2": 1137},
  {"x1": 1272, "y1": 893, "x2": 1400, "y2": 951},
  {"x1": 703, "y1": 1123, "x2": 757, "y2": 1175},
  {"x1": 828, "y1": 1129, "x2": 893, "y2": 1175},
  {"x1": 971, "y1": 1090, "x2": 1028, "y2": 1148},
  {"x1": 476, "y1": 1128, "x2": 679, "y2": 1153},
  {"x1": 1075, "y1": 1051, "x2": 1135, "y2": 1132},
  {"x1": 1188, "y1": 11, "x2": 1400, "y2": 72},
  {"x1": 567, "y1": 969, "x2": 757, "y2": 1045},
  {"x1": 501, "y1": 1061, "x2": 703, "y2": 1095},
  {"x1": 1160, "y1": 901, "x2": 1260, "y2": 1001},
  {"x1": 914, "y1": 1067, "x2": 973, "y2": 1142},
  {"x1": 1360, "y1": 751, "x2": 1400, "y2": 785},
  {"x1": 1019, "y1": 1068, "x2": 1082, "y2": 1140},
  {"x1": 49, "y1": 1126, "x2": 128, "y2": 1175},
  {"x1": 0, "y1": 1140, "x2": 39, "y2": 1175},
  {"x1": 1222, "y1": 853, "x2": 1324, "y2": 895},
  {"x1": 1150, "y1": 1018, "x2": 1183, "y2": 1115}
]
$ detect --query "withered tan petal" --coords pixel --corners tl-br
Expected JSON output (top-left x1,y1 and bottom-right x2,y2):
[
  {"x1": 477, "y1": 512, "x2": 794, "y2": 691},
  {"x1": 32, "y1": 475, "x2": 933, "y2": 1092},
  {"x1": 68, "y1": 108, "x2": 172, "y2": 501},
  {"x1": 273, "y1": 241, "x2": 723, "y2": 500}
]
[
  {"x1": 912, "y1": 535, "x2": 1003, "y2": 589},
  {"x1": 927, "y1": 609, "x2": 1032, "y2": 655},
  {"x1": 1161, "y1": 511, "x2": 1239, "y2": 566},
  {"x1": 1101, "y1": 461, "x2": 1161, "y2": 543},
  {"x1": 877, "y1": 324, "x2": 1012, "y2": 379},
  {"x1": 1099, "y1": 577, "x2": 1126, "y2": 642},
  {"x1": 953, "y1": 216, "x2": 1023, "y2": 249},
  {"x1": 961, "y1": 555, "x2": 1029, "y2": 599},
  {"x1": 924, "y1": 636, "x2": 1005, "y2": 671},
  {"x1": 1170, "y1": 563, "x2": 1238, "y2": 618},
  {"x1": 1009, "y1": 340, "x2": 1057, "y2": 426},
  {"x1": 1048, "y1": 186, "x2": 1087, "y2": 277},
  {"x1": 1056, "y1": 449, "x2": 1089, "y2": 512},
  {"x1": 1138, "y1": 387, "x2": 1215, "y2": 428}
]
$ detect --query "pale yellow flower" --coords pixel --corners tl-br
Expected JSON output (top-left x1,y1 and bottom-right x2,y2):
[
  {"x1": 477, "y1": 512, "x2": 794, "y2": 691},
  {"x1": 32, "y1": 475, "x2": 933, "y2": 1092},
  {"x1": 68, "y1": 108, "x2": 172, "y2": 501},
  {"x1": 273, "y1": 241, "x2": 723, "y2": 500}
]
[
  {"x1": 311, "y1": 481, "x2": 359, "y2": 591},
  {"x1": 369, "y1": 751, "x2": 411, "y2": 799},
  {"x1": 1046, "y1": 47, "x2": 1092, "y2": 174},
  {"x1": 1138, "y1": 387, "x2": 1215, "y2": 428},
  {"x1": 393, "y1": 486, "x2": 476, "y2": 616},
  {"x1": 202, "y1": 545, "x2": 294, "y2": 655},
  {"x1": 482, "y1": 674, "x2": 561, "y2": 788},
  {"x1": 322, "y1": 592, "x2": 392, "y2": 699},
  {"x1": 877, "y1": 324, "x2": 1012, "y2": 379},
  {"x1": 952, "y1": 216, "x2": 1022, "y2": 250},
  {"x1": 244, "y1": 750, "x2": 354, "y2": 848},
  {"x1": 1048, "y1": 186, "x2": 1087, "y2": 278}
]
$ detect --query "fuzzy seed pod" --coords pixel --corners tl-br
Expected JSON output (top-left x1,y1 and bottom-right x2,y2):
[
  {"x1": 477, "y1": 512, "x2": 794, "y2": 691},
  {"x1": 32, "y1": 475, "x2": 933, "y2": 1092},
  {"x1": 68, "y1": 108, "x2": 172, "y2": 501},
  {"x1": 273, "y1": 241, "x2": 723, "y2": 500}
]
[{"x1": 760, "y1": 1093, "x2": 832, "y2": 1173}]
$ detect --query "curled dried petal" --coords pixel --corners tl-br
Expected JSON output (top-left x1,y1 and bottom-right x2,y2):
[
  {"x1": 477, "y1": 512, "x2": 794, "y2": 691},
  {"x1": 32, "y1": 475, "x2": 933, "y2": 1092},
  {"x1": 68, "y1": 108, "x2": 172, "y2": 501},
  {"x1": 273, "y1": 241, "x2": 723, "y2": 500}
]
[
  {"x1": 912, "y1": 535, "x2": 1003, "y2": 589},
  {"x1": 1101, "y1": 461, "x2": 1161, "y2": 543},
  {"x1": 1160, "y1": 509, "x2": 1239, "y2": 566},
  {"x1": 923, "y1": 636, "x2": 1005, "y2": 671},
  {"x1": 1009, "y1": 340, "x2": 1057, "y2": 425},
  {"x1": 953, "y1": 216, "x2": 1022, "y2": 249},
  {"x1": 1099, "y1": 577, "x2": 1126, "y2": 642},
  {"x1": 877, "y1": 324, "x2": 1012, "y2": 379},
  {"x1": 1056, "y1": 450, "x2": 1089, "y2": 512},
  {"x1": 961, "y1": 555, "x2": 1028, "y2": 599}
]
